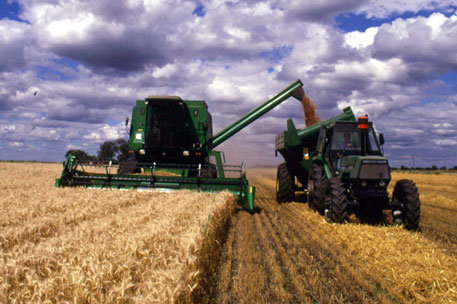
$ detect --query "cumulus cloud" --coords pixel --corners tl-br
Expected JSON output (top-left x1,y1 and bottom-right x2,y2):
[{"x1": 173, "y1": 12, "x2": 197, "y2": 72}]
[
  {"x1": 358, "y1": 0, "x2": 457, "y2": 18},
  {"x1": 371, "y1": 13, "x2": 457, "y2": 76},
  {"x1": 0, "y1": 0, "x2": 456, "y2": 167},
  {"x1": 0, "y1": 19, "x2": 33, "y2": 71},
  {"x1": 284, "y1": 0, "x2": 368, "y2": 21}
]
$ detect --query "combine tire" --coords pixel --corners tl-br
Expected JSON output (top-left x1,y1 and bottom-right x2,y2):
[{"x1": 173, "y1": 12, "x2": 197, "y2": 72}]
[
  {"x1": 308, "y1": 164, "x2": 326, "y2": 214},
  {"x1": 276, "y1": 163, "x2": 294, "y2": 202},
  {"x1": 392, "y1": 179, "x2": 421, "y2": 231},
  {"x1": 118, "y1": 160, "x2": 141, "y2": 174},
  {"x1": 201, "y1": 164, "x2": 218, "y2": 178},
  {"x1": 325, "y1": 178, "x2": 348, "y2": 223}
]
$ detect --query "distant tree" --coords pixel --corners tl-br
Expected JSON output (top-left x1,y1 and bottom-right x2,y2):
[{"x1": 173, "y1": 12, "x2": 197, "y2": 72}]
[
  {"x1": 97, "y1": 141, "x2": 118, "y2": 161},
  {"x1": 97, "y1": 139, "x2": 132, "y2": 162},
  {"x1": 116, "y1": 138, "x2": 132, "y2": 162},
  {"x1": 65, "y1": 149, "x2": 96, "y2": 161},
  {"x1": 431, "y1": 165, "x2": 438, "y2": 170}
]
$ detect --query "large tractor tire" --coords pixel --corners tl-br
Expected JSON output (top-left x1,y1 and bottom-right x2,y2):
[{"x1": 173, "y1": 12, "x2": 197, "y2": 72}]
[
  {"x1": 308, "y1": 163, "x2": 326, "y2": 214},
  {"x1": 325, "y1": 178, "x2": 348, "y2": 223},
  {"x1": 276, "y1": 163, "x2": 294, "y2": 203},
  {"x1": 392, "y1": 179, "x2": 421, "y2": 231}
]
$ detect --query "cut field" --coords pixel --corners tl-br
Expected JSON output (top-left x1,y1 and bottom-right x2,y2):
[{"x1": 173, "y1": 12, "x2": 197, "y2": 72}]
[
  {"x1": 1, "y1": 163, "x2": 456, "y2": 303},
  {"x1": 0, "y1": 162, "x2": 235, "y2": 303},
  {"x1": 214, "y1": 168, "x2": 457, "y2": 303}
]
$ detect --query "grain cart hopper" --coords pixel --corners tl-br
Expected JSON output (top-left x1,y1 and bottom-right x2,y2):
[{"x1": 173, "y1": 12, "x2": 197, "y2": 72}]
[
  {"x1": 56, "y1": 80, "x2": 306, "y2": 211},
  {"x1": 275, "y1": 107, "x2": 421, "y2": 230}
]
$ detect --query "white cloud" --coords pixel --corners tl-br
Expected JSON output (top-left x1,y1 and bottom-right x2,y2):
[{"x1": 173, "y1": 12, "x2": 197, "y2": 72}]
[
  {"x1": 66, "y1": 144, "x2": 81, "y2": 150},
  {"x1": 433, "y1": 139, "x2": 457, "y2": 146},
  {"x1": 10, "y1": 142, "x2": 24, "y2": 148},
  {"x1": 0, "y1": 20, "x2": 33, "y2": 70},
  {"x1": 359, "y1": 0, "x2": 457, "y2": 18},
  {"x1": 83, "y1": 124, "x2": 126, "y2": 143},
  {"x1": 345, "y1": 27, "x2": 378, "y2": 49},
  {"x1": 152, "y1": 64, "x2": 178, "y2": 79},
  {"x1": 0, "y1": 0, "x2": 456, "y2": 166}
]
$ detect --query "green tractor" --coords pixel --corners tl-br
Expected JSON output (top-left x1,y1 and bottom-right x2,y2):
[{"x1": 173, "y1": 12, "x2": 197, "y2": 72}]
[
  {"x1": 275, "y1": 107, "x2": 420, "y2": 230},
  {"x1": 57, "y1": 80, "x2": 306, "y2": 211}
]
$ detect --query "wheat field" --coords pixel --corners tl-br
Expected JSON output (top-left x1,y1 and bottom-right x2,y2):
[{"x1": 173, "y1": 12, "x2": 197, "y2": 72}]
[
  {"x1": 1, "y1": 163, "x2": 457, "y2": 303},
  {"x1": 0, "y1": 162, "x2": 235, "y2": 303}
]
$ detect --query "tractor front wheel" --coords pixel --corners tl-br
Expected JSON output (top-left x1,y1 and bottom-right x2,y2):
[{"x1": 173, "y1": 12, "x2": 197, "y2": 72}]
[
  {"x1": 392, "y1": 179, "x2": 421, "y2": 230},
  {"x1": 325, "y1": 178, "x2": 348, "y2": 223},
  {"x1": 276, "y1": 163, "x2": 294, "y2": 203},
  {"x1": 308, "y1": 163, "x2": 326, "y2": 214}
]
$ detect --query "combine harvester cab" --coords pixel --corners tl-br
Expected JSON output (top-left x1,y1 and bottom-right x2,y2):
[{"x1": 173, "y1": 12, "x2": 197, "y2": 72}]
[
  {"x1": 56, "y1": 80, "x2": 306, "y2": 211},
  {"x1": 275, "y1": 106, "x2": 421, "y2": 230}
]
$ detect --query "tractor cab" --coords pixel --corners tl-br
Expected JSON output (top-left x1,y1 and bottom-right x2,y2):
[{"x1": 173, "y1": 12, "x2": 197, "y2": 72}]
[
  {"x1": 318, "y1": 116, "x2": 390, "y2": 186},
  {"x1": 322, "y1": 118, "x2": 383, "y2": 157}
]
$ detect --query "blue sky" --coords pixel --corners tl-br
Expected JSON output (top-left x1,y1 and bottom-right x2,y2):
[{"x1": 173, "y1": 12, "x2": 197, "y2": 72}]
[{"x1": 1, "y1": 0, "x2": 457, "y2": 168}]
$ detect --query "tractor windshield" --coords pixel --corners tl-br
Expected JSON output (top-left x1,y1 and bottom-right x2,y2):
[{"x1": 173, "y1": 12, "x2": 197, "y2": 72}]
[
  {"x1": 331, "y1": 126, "x2": 360, "y2": 152},
  {"x1": 368, "y1": 129, "x2": 381, "y2": 154},
  {"x1": 330, "y1": 125, "x2": 381, "y2": 155}
]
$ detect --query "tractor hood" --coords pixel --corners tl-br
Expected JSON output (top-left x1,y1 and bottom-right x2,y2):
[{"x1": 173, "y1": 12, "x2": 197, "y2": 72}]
[{"x1": 340, "y1": 155, "x2": 391, "y2": 182}]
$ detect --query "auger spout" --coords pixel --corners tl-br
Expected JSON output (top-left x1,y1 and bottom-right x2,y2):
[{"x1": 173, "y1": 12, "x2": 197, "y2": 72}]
[{"x1": 210, "y1": 79, "x2": 304, "y2": 148}]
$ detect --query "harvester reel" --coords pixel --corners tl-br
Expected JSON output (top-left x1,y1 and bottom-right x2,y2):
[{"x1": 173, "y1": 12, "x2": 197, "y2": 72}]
[
  {"x1": 276, "y1": 163, "x2": 294, "y2": 202},
  {"x1": 325, "y1": 178, "x2": 348, "y2": 223},
  {"x1": 391, "y1": 179, "x2": 421, "y2": 231},
  {"x1": 308, "y1": 163, "x2": 326, "y2": 214}
]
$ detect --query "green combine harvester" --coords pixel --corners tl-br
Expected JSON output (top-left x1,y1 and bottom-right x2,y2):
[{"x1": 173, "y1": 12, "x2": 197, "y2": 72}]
[
  {"x1": 275, "y1": 107, "x2": 421, "y2": 230},
  {"x1": 56, "y1": 80, "x2": 306, "y2": 211}
]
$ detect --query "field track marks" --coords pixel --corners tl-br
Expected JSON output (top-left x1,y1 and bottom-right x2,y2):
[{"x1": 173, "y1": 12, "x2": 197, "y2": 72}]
[
  {"x1": 214, "y1": 171, "x2": 396, "y2": 304},
  {"x1": 214, "y1": 209, "x2": 266, "y2": 303},
  {"x1": 257, "y1": 190, "x2": 394, "y2": 303}
]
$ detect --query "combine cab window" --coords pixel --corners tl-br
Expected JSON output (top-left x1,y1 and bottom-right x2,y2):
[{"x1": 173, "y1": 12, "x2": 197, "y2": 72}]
[{"x1": 145, "y1": 101, "x2": 196, "y2": 149}]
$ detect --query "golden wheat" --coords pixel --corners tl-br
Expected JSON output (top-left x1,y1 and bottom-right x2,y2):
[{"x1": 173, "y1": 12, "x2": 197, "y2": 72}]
[{"x1": 0, "y1": 162, "x2": 235, "y2": 303}]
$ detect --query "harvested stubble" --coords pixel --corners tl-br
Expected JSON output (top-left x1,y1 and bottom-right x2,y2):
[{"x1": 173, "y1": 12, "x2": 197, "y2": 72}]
[
  {"x1": 0, "y1": 162, "x2": 235, "y2": 303},
  {"x1": 214, "y1": 168, "x2": 457, "y2": 303}
]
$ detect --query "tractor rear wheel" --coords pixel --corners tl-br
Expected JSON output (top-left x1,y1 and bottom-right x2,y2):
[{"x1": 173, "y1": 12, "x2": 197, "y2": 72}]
[
  {"x1": 276, "y1": 163, "x2": 294, "y2": 202},
  {"x1": 308, "y1": 163, "x2": 326, "y2": 214},
  {"x1": 392, "y1": 179, "x2": 421, "y2": 231},
  {"x1": 326, "y1": 178, "x2": 348, "y2": 223}
]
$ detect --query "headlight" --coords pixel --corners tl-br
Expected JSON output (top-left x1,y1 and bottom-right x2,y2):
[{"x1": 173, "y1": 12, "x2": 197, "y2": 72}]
[
  {"x1": 379, "y1": 180, "x2": 386, "y2": 187},
  {"x1": 139, "y1": 149, "x2": 145, "y2": 155},
  {"x1": 183, "y1": 150, "x2": 189, "y2": 156},
  {"x1": 361, "y1": 180, "x2": 367, "y2": 187}
]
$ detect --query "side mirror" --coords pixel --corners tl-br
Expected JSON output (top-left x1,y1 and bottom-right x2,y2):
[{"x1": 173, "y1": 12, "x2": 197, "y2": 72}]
[
  {"x1": 379, "y1": 133, "x2": 385, "y2": 145},
  {"x1": 125, "y1": 117, "x2": 129, "y2": 126}
]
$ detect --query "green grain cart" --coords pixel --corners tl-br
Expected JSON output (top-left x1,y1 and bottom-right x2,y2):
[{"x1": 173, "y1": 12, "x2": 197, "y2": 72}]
[
  {"x1": 275, "y1": 107, "x2": 420, "y2": 230},
  {"x1": 56, "y1": 80, "x2": 306, "y2": 211}
]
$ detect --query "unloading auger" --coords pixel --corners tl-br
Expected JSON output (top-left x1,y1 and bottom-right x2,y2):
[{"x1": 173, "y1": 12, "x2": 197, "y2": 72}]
[{"x1": 56, "y1": 80, "x2": 305, "y2": 211}]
